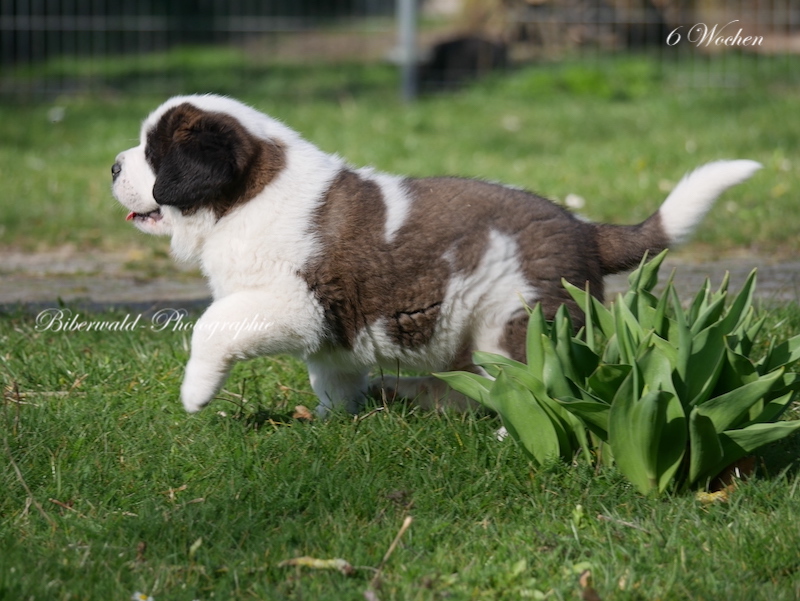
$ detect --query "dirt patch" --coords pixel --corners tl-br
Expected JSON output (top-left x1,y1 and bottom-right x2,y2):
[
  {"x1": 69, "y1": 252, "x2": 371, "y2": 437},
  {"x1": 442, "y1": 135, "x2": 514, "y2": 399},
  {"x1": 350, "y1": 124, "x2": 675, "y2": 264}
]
[
  {"x1": 0, "y1": 247, "x2": 208, "y2": 309},
  {"x1": 605, "y1": 255, "x2": 800, "y2": 304},
  {"x1": 1, "y1": 247, "x2": 798, "y2": 311}
]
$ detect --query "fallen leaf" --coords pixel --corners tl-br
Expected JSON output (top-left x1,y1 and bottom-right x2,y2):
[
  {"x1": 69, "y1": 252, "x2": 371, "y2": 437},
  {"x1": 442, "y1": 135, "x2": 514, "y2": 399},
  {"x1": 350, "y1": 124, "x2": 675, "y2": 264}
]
[
  {"x1": 136, "y1": 541, "x2": 147, "y2": 562},
  {"x1": 160, "y1": 484, "x2": 187, "y2": 502},
  {"x1": 579, "y1": 569, "x2": 602, "y2": 601},
  {"x1": 386, "y1": 489, "x2": 414, "y2": 509},
  {"x1": 278, "y1": 556, "x2": 355, "y2": 576},
  {"x1": 596, "y1": 514, "x2": 650, "y2": 534},
  {"x1": 695, "y1": 489, "x2": 729, "y2": 505},
  {"x1": 293, "y1": 405, "x2": 314, "y2": 421},
  {"x1": 188, "y1": 537, "x2": 203, "y2": 559}
]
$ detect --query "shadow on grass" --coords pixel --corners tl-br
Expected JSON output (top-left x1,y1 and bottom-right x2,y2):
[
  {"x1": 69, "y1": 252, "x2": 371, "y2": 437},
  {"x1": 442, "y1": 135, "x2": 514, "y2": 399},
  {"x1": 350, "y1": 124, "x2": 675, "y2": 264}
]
[{"x1": 758, "y1": 432, "x2": 800, "y2": 480}]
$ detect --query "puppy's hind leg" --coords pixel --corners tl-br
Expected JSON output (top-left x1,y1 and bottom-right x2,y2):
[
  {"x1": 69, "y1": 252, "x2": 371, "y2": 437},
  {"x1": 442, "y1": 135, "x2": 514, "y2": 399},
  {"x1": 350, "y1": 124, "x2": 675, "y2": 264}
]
[
  {"x1": 369, "y1": 372, "x2": 484, "y2": 413},
  {"x1": 368, "y1": 342, "x2": 485, "y2": 413},
  {"x1": 306, "y1": 360, "x2": 370, "y2": 418},
  {"x1": 370, "y1": 317, "x2": 535, "y2": 414}
]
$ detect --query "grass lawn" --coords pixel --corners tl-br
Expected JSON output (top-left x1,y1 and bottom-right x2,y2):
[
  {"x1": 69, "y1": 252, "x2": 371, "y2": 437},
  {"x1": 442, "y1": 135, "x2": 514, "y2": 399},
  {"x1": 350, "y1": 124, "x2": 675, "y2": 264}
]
[
  {"x1": 1, "y1": 50, "x2": 800, "y2": 599},
  {"x1": 1, "y1": 303, "x2": 800, "y2": 600}
]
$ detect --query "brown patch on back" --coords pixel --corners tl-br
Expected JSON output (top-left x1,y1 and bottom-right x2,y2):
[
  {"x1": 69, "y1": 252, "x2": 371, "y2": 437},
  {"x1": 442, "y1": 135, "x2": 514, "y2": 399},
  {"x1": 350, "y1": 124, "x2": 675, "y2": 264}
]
[
  {"x1": 302, "y1": 171, "x2": 668, "y2": 366},
  {"x1": 302, "y1": 173, "x2": 599, "y2": 361},
  {"x1": 301, "y1": 170, "x2": 452, "y2": 352},
  {"x1": 406, "y1": 178, "x2": 605, "y2": 325},
  {"x1": 146, "y1": 102, "x2": 285, "y2": 219},
  {"x1": 406, "y1": 179, "x2": 606, "y2": 362}
]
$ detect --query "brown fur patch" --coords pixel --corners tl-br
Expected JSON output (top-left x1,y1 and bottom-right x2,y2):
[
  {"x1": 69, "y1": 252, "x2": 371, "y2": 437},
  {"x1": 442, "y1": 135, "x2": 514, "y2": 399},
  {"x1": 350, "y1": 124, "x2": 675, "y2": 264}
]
[
  {"x1": 405, "y1": 178, "x2": 608, "y2": 362},
  {"x1": 595, "y1": 213, "x2": 670, "y2": 274},
  {"x1": 302, "y1": 173, "x2": 669, "y2": 366},
  {"x1": 300, "y1": 170, "x2": 451, "y2": 352}
]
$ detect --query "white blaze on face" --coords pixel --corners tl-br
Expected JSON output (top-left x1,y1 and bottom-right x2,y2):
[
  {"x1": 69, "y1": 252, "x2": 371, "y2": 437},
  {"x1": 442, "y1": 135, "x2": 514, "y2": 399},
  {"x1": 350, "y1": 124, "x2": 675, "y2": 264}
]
[{"x1": 112, "y1": 146, "x2": 172, "y2": 235}]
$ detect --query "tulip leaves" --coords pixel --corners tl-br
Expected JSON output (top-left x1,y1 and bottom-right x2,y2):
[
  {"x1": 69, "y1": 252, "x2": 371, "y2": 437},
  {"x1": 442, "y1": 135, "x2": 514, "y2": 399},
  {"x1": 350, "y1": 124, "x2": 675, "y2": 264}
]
[{"x1": 436, "y1": 251, "x2": 800, "y2": 495}]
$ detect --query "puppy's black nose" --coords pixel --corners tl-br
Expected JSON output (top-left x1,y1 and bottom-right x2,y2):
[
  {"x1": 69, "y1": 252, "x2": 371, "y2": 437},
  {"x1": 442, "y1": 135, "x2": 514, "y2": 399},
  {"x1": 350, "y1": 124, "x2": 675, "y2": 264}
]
[{"x1": 111, "y1": 162, "x2": 122, "y2": 181}]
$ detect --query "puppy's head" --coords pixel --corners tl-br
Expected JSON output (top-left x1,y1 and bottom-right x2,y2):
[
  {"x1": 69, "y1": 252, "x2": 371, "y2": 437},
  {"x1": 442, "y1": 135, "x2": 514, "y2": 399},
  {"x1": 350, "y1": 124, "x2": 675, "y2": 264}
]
[{"x1": 111, "y1": 95, "x2": 285, "y2": 236}]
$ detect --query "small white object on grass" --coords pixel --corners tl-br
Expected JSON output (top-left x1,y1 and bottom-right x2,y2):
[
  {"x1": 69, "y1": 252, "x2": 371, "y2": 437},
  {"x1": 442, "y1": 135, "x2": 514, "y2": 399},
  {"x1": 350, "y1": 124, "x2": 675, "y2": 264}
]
[{"x1": 565, "y1": 193, "x2": 586, "y2": 210}]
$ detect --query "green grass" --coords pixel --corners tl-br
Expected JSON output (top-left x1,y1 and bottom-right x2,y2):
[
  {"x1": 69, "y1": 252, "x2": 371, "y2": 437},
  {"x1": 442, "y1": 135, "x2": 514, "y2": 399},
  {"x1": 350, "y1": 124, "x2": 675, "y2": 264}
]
[
  {"x1": 1, "y1": 303, "x2": 800, "y2": 600},
  {"x1": 0, "y1": 52, "x2": 798, "y2": 256},
  {"x1": 2, "y1": 50, "x2": 800, "y2": 599}
]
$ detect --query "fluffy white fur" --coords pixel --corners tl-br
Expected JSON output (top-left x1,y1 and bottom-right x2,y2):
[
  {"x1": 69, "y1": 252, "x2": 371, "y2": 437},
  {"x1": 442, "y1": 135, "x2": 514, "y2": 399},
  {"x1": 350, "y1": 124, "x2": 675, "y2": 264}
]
[{"x1": 659, "y1": 160, "x2": 762, "y2": 244}]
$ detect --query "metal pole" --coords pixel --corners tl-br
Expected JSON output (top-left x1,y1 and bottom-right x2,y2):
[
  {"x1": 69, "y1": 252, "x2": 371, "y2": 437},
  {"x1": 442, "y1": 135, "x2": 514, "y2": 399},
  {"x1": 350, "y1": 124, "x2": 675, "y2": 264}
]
[{"x1": 397, "y1": 0, "x2": 418, "y2": 102}]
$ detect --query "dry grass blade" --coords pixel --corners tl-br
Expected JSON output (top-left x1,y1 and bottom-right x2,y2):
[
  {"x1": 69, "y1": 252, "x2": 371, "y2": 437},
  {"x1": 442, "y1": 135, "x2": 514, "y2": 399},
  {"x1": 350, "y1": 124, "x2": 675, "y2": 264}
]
[
  {"x1": 596, "y1": 514, "x2": 650, "y2": 534},
  {"x1": 370, "y1": 515, "x2": 413, "y2": 589}
]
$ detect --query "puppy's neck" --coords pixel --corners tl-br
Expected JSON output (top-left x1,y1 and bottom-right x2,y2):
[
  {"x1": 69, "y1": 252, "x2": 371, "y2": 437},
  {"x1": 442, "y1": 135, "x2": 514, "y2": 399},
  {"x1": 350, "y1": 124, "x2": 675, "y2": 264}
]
[{"x1": 168, "y1": 207, "x2": 217, "y2": 265}]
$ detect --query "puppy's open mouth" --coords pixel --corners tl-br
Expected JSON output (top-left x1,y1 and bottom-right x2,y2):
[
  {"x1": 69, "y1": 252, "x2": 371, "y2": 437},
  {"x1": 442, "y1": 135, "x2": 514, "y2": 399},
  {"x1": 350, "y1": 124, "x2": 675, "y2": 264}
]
[{"x1": 126, "y1": 209, "x2": 163, "y2": 224}]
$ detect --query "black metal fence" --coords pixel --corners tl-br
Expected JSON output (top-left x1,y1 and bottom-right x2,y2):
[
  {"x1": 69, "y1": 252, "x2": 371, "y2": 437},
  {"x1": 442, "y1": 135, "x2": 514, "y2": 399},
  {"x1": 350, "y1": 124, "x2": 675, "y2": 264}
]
[
  {"x1": 1, "y1": 0, "x2": 798, "y2": 101},
  {"x1": 2, "y1": 1, "x2": 396, "y2": 65}
]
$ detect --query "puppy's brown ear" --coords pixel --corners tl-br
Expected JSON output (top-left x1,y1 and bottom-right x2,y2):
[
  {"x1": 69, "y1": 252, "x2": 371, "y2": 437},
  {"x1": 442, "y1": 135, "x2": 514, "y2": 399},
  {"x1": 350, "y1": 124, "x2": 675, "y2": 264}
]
[{"x1": 152, "y1": 111, "x2": 255, "y2": 213}]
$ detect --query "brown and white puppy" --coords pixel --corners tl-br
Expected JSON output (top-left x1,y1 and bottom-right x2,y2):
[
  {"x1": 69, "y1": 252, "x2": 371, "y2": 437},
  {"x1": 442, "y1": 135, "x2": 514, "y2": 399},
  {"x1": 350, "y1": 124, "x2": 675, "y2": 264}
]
[{"x1": 111, "y1": 94, "x2": 761, "y2": 416}]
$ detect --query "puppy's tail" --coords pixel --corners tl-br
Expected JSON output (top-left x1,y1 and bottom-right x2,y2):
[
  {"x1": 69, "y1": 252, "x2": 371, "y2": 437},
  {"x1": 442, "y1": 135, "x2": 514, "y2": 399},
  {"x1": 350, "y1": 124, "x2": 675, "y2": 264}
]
[{"x1": 595, "y1": 160, "x2": 762, "y2": 275}]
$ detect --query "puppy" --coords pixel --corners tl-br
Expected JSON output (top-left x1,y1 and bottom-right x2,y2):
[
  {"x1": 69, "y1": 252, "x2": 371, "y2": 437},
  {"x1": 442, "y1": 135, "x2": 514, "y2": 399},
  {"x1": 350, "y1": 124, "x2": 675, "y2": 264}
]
[{"x1": 111, "y1": 94, "x2": 761, "y2": 416}]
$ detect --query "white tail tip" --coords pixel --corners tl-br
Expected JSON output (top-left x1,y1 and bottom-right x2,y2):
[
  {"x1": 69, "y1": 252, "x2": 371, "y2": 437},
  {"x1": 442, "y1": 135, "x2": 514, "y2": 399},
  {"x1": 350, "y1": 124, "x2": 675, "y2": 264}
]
[{"x1": 659, "y1": 159, "x2": 762, "y2": 245}]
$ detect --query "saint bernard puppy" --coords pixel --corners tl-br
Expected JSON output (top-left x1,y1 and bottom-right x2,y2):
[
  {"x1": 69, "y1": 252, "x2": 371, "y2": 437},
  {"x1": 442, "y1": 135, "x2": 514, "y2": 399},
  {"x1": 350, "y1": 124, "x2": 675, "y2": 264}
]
[{"x1": 111, "y1": 94, "x2": 761, "y2": 416}]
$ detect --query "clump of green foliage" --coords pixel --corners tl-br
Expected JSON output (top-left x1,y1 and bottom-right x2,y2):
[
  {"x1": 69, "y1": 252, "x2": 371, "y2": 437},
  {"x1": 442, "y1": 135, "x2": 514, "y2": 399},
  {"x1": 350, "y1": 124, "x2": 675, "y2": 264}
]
[{"x1": 437, "y1": 251, "x2": 800, "y2": 495}]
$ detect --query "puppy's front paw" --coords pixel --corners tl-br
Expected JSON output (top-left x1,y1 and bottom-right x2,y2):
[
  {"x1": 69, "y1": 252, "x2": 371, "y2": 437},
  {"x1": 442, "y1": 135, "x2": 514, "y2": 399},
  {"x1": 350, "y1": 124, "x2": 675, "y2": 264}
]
[
  {"x1": 180, "y1": 379, "x2": 215, "y2": 413},
  {"x1": 181, "y1": 375, "x2": 217, "y2": 413},
  {"x1": 180, "y1": 361, "x2": 226, "y2": 413}
]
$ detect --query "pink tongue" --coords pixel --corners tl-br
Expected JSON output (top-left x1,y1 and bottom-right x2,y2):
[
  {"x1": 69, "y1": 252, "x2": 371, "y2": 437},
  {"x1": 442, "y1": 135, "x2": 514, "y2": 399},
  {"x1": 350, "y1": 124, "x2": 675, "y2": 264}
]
[{"x1": 126, "y1": 212, "x2": 136, "y2": 221}]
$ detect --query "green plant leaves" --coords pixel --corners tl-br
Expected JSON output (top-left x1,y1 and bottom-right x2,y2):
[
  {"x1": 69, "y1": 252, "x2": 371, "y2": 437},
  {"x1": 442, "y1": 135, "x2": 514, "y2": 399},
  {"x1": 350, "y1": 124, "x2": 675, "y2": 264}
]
[
  {"x1": 607, "y1": 370, "x2": 686, "y2": 495},
  {"x1": 714, "y1": 420, "x2": 800, "y2": 476},
  {"x1": 684, "y1": 323, "x2": 728, "y2": 406},
  {"x1": 764, "y1": 334, "x2": 800, "y2": 372},
  {"x1": 435, "y1": 252, "x2": 800, "y2": 496},
  {"x1": 490, "y1": 370, "x2": 562, "y2": 465},
  {"x1": 587, "y1": 364, "x2": 631, "y2": 403},
  {"x1": 434, "y1": 370, "x2": 493, "y2": 409},
  {"x1": 694, "y1": 369, "x2": 784, "y2": 433},
  {"x1": 436, "y1": 354, "x2": 589, "y2": 465},
  {"x1": 687, "y1": 409, "x2": 724, "y2": 487},
  {"x1": 556, "y1": 397, "x2": 610, "y2": 439},
  {"x1": 627, "y1": 249, "x2": 668, "y2": 292}
]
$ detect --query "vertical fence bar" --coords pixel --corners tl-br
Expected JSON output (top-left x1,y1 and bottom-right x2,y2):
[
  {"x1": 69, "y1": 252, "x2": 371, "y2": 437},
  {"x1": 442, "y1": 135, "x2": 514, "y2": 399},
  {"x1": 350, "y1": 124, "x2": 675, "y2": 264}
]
[{"x1": 396, "y1": 0, "x2": 417, "y2": 102}]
